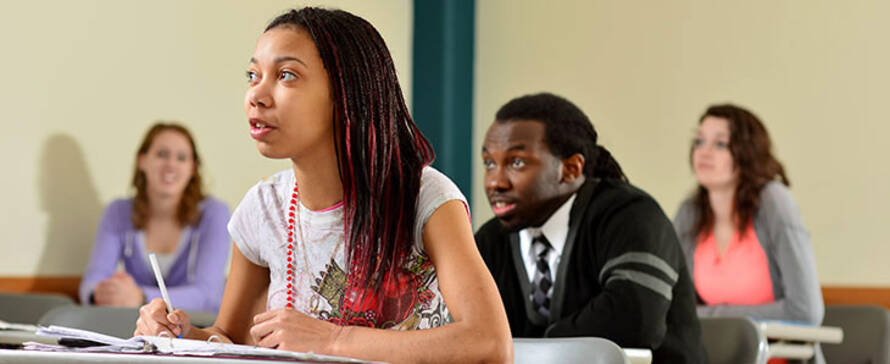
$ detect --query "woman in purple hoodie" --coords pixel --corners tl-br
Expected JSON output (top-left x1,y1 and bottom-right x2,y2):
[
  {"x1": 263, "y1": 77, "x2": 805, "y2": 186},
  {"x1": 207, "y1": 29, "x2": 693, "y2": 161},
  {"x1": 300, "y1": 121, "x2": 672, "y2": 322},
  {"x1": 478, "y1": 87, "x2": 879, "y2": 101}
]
[{"x1": 79, "y1": 122, "x2": 230, "y2": 313}]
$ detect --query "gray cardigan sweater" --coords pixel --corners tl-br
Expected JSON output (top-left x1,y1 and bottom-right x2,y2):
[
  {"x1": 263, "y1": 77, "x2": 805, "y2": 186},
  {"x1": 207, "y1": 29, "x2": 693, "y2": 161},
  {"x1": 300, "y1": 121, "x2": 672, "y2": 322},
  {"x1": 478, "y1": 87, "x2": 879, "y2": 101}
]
[{"x1": 673, "y1": 181, "x2": 824, "y2": 325}]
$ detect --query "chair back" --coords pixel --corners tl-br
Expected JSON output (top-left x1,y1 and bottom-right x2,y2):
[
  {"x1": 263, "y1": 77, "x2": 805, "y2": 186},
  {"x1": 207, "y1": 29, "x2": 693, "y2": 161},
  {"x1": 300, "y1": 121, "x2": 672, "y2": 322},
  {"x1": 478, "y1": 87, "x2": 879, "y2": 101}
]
[
  {"x1": 513, "y1": 337, "x2": 630, "y2": 364},
  {"x1": 699, "y1": 317, "x2": 769, "y2": 364},
  {"x1": 38, "y1": 305, "x2": 138, "y2": 339},
  {"x1": 821, "y1": 305, "x2": 890, "y2": 364},
  {"x1": 0, "y1": 292, "x2": 75, "y2": 325}
]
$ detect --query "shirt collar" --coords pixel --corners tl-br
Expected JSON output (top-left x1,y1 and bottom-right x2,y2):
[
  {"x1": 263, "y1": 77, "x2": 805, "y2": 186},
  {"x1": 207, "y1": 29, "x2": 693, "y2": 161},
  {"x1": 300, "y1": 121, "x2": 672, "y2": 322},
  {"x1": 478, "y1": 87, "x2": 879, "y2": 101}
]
[{"x1": 520, "y1": 193, "x2": 576, "y2": 255}]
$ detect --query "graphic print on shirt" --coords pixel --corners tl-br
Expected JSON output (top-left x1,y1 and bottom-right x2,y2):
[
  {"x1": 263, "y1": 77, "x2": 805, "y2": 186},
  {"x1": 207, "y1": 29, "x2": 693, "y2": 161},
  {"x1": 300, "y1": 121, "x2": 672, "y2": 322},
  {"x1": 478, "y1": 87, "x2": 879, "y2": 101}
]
[
  {"x1": 313, "y1": 249, "x2": 449, "y2": 329},
  {"x1": 311, "y1": 260, "x2": 346, "y2": 315}
]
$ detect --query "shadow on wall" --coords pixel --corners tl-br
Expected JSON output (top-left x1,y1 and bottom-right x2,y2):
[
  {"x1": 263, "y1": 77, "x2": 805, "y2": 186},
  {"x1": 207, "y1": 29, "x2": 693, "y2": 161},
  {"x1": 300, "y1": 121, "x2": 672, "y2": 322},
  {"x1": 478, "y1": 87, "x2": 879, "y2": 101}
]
[{"x1": 37, "y1": 134, "x2": 102, "y2": 276}]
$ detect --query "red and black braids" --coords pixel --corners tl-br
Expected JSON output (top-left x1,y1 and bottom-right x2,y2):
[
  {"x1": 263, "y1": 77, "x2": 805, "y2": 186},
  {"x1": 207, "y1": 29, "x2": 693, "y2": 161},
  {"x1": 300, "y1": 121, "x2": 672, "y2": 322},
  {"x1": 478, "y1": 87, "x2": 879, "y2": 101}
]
[{"x1": 266, "y1": 8, "x2": 435, "y2": 327}]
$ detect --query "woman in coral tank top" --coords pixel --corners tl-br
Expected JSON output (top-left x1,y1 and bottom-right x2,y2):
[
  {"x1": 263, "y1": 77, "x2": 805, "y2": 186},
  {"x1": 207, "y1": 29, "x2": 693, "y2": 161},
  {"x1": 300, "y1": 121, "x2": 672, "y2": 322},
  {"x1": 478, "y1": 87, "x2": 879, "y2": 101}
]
[{"x1": 673, "y1": 104, "x2": 824, "y2": 364}]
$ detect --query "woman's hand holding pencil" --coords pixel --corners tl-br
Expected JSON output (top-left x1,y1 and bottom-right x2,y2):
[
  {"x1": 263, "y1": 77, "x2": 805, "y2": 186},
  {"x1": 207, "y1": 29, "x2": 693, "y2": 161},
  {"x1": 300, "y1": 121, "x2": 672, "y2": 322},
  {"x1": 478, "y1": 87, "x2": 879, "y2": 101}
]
[
  {"x1": 134, "y1": 298, "x2": 193, "y2": 338},
  {"x1": 135, "y1": 253, "x2": 192, "y2": 339}
]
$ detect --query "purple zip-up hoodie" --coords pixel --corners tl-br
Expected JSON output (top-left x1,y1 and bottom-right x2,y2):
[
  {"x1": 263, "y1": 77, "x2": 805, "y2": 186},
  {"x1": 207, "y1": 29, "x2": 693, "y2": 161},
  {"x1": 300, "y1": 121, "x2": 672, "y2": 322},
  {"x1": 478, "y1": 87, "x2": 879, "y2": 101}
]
[{"x1": 79, "y1": 197, "x2": 231, "y2": 313}]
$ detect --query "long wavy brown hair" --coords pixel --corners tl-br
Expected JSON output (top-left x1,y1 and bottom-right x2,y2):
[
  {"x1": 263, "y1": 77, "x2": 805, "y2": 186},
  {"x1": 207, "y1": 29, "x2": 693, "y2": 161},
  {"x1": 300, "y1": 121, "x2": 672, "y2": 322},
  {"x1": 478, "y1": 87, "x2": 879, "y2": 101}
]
[
  {"x1": 691, "y1": 104, "x2": 790, "y2": 237},
  {"x1": 131, "y1": 122, "x2": 205, "y2": 229}
]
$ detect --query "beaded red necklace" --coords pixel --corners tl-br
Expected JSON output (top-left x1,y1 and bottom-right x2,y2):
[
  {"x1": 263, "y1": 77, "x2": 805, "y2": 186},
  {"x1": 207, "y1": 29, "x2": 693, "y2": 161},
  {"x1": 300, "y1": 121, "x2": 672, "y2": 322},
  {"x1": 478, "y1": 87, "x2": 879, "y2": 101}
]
[
  {"x1": 285, "y1": 185, "x2": 298, "y2": 309},
  {"x1": 284, "y1": 183, "x2": 346, "y2": 312}
]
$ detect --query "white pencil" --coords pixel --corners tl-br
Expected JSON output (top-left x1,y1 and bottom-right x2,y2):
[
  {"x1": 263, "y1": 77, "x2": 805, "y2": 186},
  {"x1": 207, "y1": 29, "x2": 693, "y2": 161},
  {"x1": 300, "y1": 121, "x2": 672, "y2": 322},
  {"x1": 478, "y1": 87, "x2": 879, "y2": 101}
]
[
  {"x1": 148, "y1": 253, "x2": 181, "y2": 338},
  {"x1": 148, "y1": 254, "x2": 175, "y2": 314}
]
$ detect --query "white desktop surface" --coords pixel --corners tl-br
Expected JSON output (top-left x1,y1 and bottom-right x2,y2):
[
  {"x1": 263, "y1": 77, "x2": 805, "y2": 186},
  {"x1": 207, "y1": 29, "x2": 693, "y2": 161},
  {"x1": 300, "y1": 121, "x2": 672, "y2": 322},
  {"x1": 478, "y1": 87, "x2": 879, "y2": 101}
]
[{"x1": 0, "y1": 349, "x2": 367, "y2": 364}]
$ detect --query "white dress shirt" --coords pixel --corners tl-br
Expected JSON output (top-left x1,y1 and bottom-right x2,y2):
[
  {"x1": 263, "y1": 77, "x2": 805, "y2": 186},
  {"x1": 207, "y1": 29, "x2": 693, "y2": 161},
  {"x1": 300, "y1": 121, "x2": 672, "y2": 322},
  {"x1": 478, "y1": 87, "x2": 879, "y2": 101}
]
[{"x1": 518, "y1": 194, "x2": 576, "y2": 284}]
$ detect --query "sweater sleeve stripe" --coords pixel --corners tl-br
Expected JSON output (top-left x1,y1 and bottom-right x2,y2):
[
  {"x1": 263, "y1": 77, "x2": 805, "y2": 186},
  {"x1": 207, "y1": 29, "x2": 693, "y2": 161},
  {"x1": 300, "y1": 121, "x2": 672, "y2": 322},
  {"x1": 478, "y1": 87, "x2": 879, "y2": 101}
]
[
  {"x1": 599, "y1": 252, "x2": 679, "y2": 283},
  {"x1": 605, "y1": 269, "x2": 674, "y2": 301}
]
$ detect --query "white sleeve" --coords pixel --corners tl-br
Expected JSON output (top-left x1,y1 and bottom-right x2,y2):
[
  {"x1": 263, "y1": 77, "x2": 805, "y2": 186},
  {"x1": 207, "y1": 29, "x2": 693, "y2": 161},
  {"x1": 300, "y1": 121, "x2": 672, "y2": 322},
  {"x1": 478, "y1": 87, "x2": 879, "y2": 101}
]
[
  {"x1": 413, "y1": 167, "x2": 469, "y2": 252},
  {"x1": 227, "y1": 183, "x2": 268, "y2": 267}
]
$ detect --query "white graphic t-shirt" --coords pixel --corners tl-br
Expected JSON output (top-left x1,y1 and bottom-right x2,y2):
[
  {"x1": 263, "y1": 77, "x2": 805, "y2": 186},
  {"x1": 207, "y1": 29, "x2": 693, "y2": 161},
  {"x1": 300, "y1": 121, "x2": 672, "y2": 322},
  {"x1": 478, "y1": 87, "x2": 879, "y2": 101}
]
[{"x1": 228, "y1": 167, "x2": 467, "y2": 330}]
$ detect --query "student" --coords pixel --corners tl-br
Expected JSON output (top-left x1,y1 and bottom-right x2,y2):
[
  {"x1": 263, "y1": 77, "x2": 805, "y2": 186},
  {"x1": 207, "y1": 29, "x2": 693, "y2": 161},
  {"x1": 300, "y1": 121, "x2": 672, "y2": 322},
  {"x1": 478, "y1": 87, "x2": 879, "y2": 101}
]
[
  {"x1": 79, "y1": 122, "x2": 231, "y2": 313},
  {"x1": 475, "y1": 93, "x2": 706, "y2": 363},
  {"x1": 134, "y1": 7, "x2": 511, "y2": 364},
  {"x1": 673, "y1": 104, "x2": 823, "y2": 363}
]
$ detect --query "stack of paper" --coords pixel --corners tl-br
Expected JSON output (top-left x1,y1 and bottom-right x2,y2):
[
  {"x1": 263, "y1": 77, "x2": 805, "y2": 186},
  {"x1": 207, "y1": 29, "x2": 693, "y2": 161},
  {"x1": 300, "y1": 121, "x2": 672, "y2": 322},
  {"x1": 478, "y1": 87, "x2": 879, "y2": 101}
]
[{"x1": 25, "y1": 325, "x2": 376, "y2": 363}]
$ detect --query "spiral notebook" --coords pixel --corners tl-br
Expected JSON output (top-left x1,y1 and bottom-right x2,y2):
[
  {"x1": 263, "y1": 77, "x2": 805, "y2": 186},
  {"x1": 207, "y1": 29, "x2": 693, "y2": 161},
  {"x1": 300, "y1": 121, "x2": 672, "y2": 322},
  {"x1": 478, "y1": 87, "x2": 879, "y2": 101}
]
[{"x1": 26, "y1": 325, "x2": 376, "y2": 363}]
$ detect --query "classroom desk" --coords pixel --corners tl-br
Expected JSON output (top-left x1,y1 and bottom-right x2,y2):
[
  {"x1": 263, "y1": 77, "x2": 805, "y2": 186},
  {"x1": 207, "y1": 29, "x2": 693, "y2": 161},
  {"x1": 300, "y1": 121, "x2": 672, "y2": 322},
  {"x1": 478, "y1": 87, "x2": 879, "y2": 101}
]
[
  {"x1": 0, "y1": 347, "x2": 647, "y2": 364},
  {"x1": 0, "y1": 349, "x2": 361, "y2": 364},
  {"x1": 0, "y1": 331, "x2": 369, "y2": 364},
  {"x1": 623, "y1": 348, "x2": 652, "y2": 364},
  {"x1": 759, "y1": 321, "x2": 843, "y2": 361},
  {"x1": 2, "y1": 330, "x2": 650, "y2": 364}
]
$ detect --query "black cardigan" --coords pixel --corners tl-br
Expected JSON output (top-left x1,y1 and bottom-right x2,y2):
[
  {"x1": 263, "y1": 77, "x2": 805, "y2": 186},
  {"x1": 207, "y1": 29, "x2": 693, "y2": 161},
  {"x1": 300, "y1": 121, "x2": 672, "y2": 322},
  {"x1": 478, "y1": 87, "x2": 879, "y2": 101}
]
[{"x1": 475, "y1": 179, "x2": 706, "y2": 364}]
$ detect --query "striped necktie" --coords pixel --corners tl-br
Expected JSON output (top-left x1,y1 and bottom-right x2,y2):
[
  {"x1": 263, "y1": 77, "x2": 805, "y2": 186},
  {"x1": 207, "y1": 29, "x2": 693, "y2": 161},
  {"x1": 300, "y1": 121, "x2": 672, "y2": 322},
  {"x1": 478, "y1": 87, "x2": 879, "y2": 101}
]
[{"x1": 531, "y1": 234, "x2": 553, "y2": 319}]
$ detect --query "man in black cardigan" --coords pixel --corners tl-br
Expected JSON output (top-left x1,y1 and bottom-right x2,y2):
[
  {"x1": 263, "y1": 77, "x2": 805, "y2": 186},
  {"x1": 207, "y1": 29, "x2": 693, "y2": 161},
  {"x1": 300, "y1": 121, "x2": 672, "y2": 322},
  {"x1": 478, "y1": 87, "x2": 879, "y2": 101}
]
[{"x1": 476, "y1": 93, "x2": 706, "y2": 363}]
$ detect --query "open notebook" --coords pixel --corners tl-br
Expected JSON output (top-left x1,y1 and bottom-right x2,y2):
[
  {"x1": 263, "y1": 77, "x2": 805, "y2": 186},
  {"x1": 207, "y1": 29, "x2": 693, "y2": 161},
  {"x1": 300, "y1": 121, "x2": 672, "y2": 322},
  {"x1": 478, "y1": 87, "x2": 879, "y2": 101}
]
[{"x1": 25, "y1": 325, "x2": 376, "y2": 363}]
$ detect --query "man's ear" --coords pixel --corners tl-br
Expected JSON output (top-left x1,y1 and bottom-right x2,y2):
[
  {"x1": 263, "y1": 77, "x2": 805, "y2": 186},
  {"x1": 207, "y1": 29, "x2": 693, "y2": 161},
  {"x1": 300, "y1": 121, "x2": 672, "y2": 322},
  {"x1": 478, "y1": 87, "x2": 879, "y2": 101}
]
[{"x1": 560, "y1": 153, "x2": 585, "y2": 183}]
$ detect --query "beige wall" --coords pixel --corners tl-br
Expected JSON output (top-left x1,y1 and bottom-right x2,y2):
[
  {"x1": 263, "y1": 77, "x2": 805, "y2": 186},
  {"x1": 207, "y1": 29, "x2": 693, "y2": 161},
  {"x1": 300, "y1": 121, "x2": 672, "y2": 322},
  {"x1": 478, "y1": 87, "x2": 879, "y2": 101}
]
[
  {"x1": 4, "y1": 0, "x2": 888, "y2": 287},
  {"x1": 474, "y1": 1, "x2": 890, "y2": 286},
  {"x1": 0, "y1": 1, "x2": 412, "y2": 275}
]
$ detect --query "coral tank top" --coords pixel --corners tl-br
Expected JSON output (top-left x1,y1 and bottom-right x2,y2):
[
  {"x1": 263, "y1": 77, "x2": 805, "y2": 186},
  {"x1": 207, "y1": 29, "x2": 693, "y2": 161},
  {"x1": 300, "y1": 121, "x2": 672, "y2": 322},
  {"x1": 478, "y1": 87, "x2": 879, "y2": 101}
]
[{"x1": 694, "y1": 222, "x2": 775, "y2": 305}]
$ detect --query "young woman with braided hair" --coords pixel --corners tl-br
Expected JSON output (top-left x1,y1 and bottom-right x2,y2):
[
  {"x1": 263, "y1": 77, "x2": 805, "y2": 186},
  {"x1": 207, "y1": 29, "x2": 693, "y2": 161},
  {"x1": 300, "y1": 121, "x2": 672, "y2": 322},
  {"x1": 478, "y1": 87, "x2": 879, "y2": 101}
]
[{"x1": 134, "y1": 7, "x2": 511, "y2": 363}]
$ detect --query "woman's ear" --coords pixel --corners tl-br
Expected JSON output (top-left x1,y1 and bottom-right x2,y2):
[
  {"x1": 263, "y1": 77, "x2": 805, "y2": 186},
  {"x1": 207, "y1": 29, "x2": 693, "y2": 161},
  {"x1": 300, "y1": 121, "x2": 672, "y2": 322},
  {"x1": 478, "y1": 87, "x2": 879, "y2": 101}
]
[
  {"x1": 560, "y1": 153, "x2": 585, "y2": 183},
  {"x1": 137, "y1": 154, "x2": 147, "y2": 173}
]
